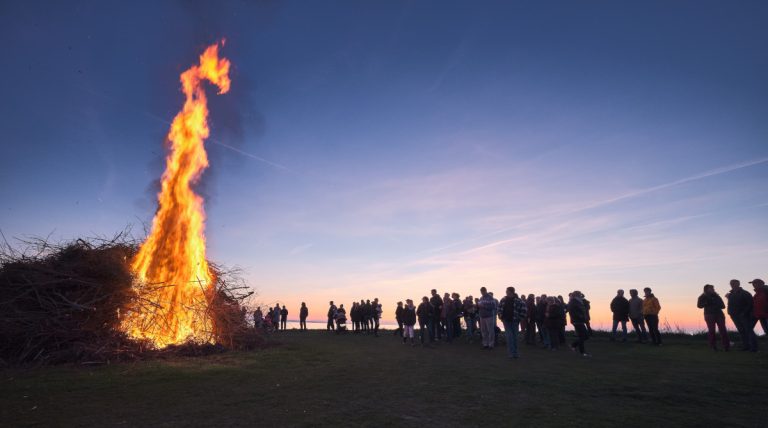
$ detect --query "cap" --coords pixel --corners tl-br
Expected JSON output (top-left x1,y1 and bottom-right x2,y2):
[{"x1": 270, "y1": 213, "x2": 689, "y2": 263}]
[{"x1": 748, "y1": 279, "x2": 765, "y2": 286}]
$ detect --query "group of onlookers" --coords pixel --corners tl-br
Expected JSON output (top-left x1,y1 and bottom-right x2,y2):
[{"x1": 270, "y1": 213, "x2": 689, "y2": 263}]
[
  {"x1": 696, "y1": 278, "x2": 766, "y2": 352},
  {"x1": 252, "y1": 304, "x2": 290, "y2": 332},
  {"x1": 608, "y1": 288, "x2": 662, "y2": 345}
]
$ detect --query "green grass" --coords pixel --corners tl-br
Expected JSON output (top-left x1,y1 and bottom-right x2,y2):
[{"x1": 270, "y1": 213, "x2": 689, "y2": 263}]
[{"x1": 1, "y1": 330, "x2": 766, "y2": 427}]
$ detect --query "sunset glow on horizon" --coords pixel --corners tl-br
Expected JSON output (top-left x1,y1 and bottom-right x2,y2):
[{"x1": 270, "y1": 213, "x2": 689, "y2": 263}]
[{"x1": 1, "y1": 2, "x2": 766, "y2": 334}]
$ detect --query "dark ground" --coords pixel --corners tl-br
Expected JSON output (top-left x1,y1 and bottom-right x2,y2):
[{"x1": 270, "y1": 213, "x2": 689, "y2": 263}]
[{"x1": 1, "y1": 329, "x2": 766, "y2": 427}]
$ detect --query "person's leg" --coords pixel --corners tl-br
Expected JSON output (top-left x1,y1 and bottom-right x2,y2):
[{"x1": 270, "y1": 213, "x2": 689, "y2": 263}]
[
  {"x1": 548, "y1": 328, "x2": 559, "y2": 349},
  {"x1": 445, "y1": 318, "x2": 453, "y2": 343},
  {"x1": 611, "y1": 319, "x2": 619, "y2": 340},
  {"x1": 704, "y1": 314, "x2": 717, "y2": 349},
  {"x1": 730, "y1": 316, "x2": 747, "y2": 349},
  {"x1": 715, "y1": 315, "x2": 729, "y2": 350},
  {"x1": 621, "y1": 321, "x2": 628, "y2": 341},
  {"x1": 480, "y1": 318, "x2": 490, "y2": 347},
  {"x1": 541, "y1": 327, "x2": 550, "y2": 348},
  {"x1": 746, "y1": 317, "x2": 758, "y2": 351}
]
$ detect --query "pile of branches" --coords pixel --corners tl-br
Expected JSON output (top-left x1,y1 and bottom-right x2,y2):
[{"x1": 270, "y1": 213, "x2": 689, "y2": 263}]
[{"x1": 0, "y1": 232, "x2": 262, "y2": 367}]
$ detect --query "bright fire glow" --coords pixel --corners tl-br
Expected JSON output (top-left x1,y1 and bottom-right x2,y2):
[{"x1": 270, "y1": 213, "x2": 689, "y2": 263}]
[{"x1": 121, "y1": 42, "x2": 231, "y2": 347}]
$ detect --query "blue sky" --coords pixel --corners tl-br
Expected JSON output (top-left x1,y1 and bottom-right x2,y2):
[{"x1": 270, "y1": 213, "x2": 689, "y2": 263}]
[{"x1": 1, "y1": 1, "x2": 767, "y2": 326}]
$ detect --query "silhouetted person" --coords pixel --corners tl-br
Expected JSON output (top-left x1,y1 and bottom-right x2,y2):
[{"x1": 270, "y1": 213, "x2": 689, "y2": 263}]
[
  {"x1": 253, "y1": 307, "x2": 263, "y2": 329},
  {"x1": 642, "y1": 288, "x2": 662, "y2": 345},
  {"x1": 568, "y1": 291, "x2": 590, "y2": 357},
  {"x1": 372, "y1": 298, "x2": 381, "y2": 337},
  {"x1": 417, "y1": 296, "x2": 433, "y2": 344},
  {"x1": 394, "y1": 302, "x2": 404, "y2": 337},
  {"x1": 544, "y1": 296, "x2": 564, "y2": 350},
  {"x1": 402, "y1": 299, "x2": 417, "y2": 345},
  {"x1": 327, "y1": 301, "x2": 337, "y2": 331},
  {"x1": 628, "y1": 289, "x2": 647, "y2": 343},
  {"x1": 727, "y1": 279, "x2": 757, "y2": 352},
  {"x1": 452, "y1": 293, "x2": 463, "y2": 338},
  {"x1": 697, "y1": 284, "x2": 729, "y2": 351},
  {"x1": 557, "y1": 295, "x2": 567, "y2": 344},
  {"x1": 499, "y1": 286, "x2": 526, "y2": 359},
  {"x1": 478, "y1": 287, "x2": 497, "y2": 349},
  {"x1": 299, "y1": 302, "x2": 308, "y2": 331},
  {"x1": 525, "y1": 294, "x2": 537, "y2": 345},
  {"x1": 463, "y1": 295, "x2": 476, "y2": 343},
  {"x1": 610, "y1": 289, "x2": 630, "y2": 342},
  {"x1": 430, "y1": 289, "x2": 443, "y2": 341},
  {"x1": 442, "y1": 293, "x2": 454, "y2": 342},
  {"x1": 280, "y1": 305, "x2": 288, "y2": 330},
  {"x1": 272, "y1": 304, "x2": 281, "y2": 331},
  {"x1": 750, "y1": 279, "x2": 768, "y2": 335},
  {"x1": 535, "y1": 294, "x2": 548, "y2": 347},
  {"x1": 335, "y1": 304, "x2": 346, "y2": 332},
  {"x1": 583, "y1": 295, "x2": 593, "y2": 337}
]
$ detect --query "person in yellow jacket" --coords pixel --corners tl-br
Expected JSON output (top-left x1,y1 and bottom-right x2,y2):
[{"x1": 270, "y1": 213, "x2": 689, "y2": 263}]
[{"x1": 642, "y1": 287, "x2": 662, "y2": 345}]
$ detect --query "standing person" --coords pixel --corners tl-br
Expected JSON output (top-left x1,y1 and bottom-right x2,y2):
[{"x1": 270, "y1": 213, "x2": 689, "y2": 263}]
[
  {"x1": 583, "y1": 294, "x2": 593, "y2": 337},
  {"x1": 568, "y1": 291, "x2": 591, "y2": 357},
  {"x1": 335, "y1": 304, "x2": 347, "y2": 332},
  {"x1": 726, "y1": 280, "x2": 757, "y2": 352},
  {"x1": 417, "y1": 296, "x2": 433, "y2": 344},
  {"x1": 280, "y1": 305, "x2": 288, "y2": 330},
  {"x1": 272, "y1": 304, "x2": 281, "y2": 331},
  {"x1": 642, "y1": 288, "x2": 662, "y2": 346},
  {"x1": 750, "y1": 279, "x2": 768, "y2": 335},
  {"x1": 452, "y1": 293, "x2": 463, "y2": 339},
  {"x1": 350, "y1": 303, "x2": 359, "y2": 332},
  {"x1": 253, "y1": 307, "x2": 264, "y2": 329},
  {"x1": 463, "y1": 295, "x2": 476, "y2": 343},
  {"x1": 525, "y1": 294, "x2": 537, "y2": 345},
  {"x1": 697, "y1": 284, "x2": 729, "y2": 351},
  {"x1": 628, "y1": 289, "x2": 648, "y2": 343},
  {"x1": 536, "y1": 295, "x2": 549, "y2": 347},
  {"x1": 545, "y1": 297, "x2": 565, "y2": 350},
  {"x1": 394, "y1": 302, "x2": 405, "y2": 337},
  {"x1": 327, "y1": 301, "x2": 337, "y2": 332},
  {"x1": 500, "y1": 286, "x2": 527, "y2": 359},
  {"x1": 442, "y1": 293, "x2": 455, "y2": 343},
  {"x1": 610, "y1": 290, "x2": 630, "y2": 342},
  {"x1": 557, "y1": 295, "x2": 567, "y2": 345},
  {"x1": 430, "y1": 289, "x2": 443, "y2": 341},
  {"x1": 402, "y1": 299, "x2": 417, "y2": 345},
  {"x1": 372, "y1": 298, "x2": 381, "y2": 337},
  {"x1": 299, "y1": 302, "x2": 308, "y2": 331},
  {"x1": 477, "y1": 287, "x2": 497, "y2": 349}
]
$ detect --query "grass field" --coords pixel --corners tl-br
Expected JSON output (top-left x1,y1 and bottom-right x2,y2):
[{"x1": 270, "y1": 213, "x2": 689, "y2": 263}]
[{"x1": 1, "y1": 330, "x2": 766, "y2": 428}]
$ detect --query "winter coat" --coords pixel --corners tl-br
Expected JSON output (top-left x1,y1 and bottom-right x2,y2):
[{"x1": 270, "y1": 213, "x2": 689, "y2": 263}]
[
  {"x1": 697, "y1": 293, "x2": 725, "y2": 317},
  {"x1": 299, "y1": 307, "x2": 308, "y2": 319},
  {"x1": 753, "y1": 286, "x2": 768, "y2": 319},
  {"x1": 628, "y1": 297, "x2": 644, "y2": 319},
  {"x1": 727, "y1": 288, "x2": 753, "y2": 318},
  {"x1": 544, "y1": 303, "x2": 565, "y2": 329},
  {"x1": 567, "y1": 297, "x2": 587, "y2": 324},
  {"x1": 402, "y1": 306, "x2": 417, "y2": 326},
  {"x1": 642, "y1": 296, "x2": 661, "y2": 316},
  {"x1": 610, "y1": 296, "x2": 630, "y2": 321},
  {"x1": 430, "y1": 295, "x2": 443, "y2": 319},
  {"x1": 395, "y1": 306, "x2": 405, "y2": 322},
  {"x1": 417, "y1": 302, "x2": 433, "y2": 322},
  {"x1": 477, "y1": 295, "x2": 496, "y2": 319}
]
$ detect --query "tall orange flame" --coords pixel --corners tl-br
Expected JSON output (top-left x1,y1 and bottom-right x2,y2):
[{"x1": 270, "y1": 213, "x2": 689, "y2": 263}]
[{"x1": 122, "y1": 42, "x2": 230, "y2": 347}]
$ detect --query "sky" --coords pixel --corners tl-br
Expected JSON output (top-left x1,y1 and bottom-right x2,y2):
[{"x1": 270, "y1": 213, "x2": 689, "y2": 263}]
[{"x1": 1, "y1": 1, "x2": 767, "y2": 331}]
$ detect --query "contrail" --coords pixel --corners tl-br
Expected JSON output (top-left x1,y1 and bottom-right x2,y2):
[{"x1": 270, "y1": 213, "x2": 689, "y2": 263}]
[{"x1": 427, "y1": 156, "x2": 768, "y2": 255}]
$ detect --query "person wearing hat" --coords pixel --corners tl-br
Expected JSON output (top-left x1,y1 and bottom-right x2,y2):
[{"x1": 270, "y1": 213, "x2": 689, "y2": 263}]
[
  {"x1": 750, "y1": 279, "x2": 768, "y2": 335},
  {"x1": 726, "y1": 280, "x2": 757, "y2": 352}
]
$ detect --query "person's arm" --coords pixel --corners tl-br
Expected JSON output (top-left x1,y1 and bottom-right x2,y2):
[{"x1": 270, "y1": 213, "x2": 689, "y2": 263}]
[{"x1": 697, "y1": 295, "x2": 706, "y2": 309}]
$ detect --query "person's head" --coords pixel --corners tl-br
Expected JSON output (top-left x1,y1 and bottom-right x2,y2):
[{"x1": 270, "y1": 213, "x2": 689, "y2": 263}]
[
  {"x1": 282, "y1": 305, "x2": 286, "y2": 309},
  {"x1": 629, "y1": 289, "x2": 638, "y2": 298},
  {"x1": 397, "y1": 301, "x2": 403, "y2": 306},
  {"x1": 480, "y1": 286, "x2": 488, "y2": 296},
  {"x1": 749, "y1": 278, "x2": 765, "y2": 290},
  {"x1": 572, "y1": 290, "x2": 582, "y2": 299},
  {"x1": 730, "y1": 279, "x2": 741, "y2": 290},
  {"x1": 406, "y1": 299, "x2": 413, "y2": 306},
  {"x1": 541, "y1": 294, "x2": 547, "y2": 300},
  {"x1": 329, "y1": 300, "x2": 334, "y2": 305},
  {"x1": 339, "y1": 303, "x2": 344, "y2": 308},
  {"x1": 422, "y1": 296, "x2": 429, "y2": 303},
  {"x1": 616, "y1": 289, "x2": 624, "y2": 297},
  {"x1": 301, "y1": 302, "x2": 306, "y2": 307},
  {"x1": 643, "y1": 287, "x2": 653, "y2": 297},
  {"x1": 431, "y1": 289, "x2": 437, "y2": 296},
  {"x1": 528, "y1": 294, "x2": 534, "y2": 300},
  {"x1": 506, "y1": 286, "x2": 515, "y2": 297},
  {"x1": 703, "y1": 284, "x2": 715, "y2": 294}
]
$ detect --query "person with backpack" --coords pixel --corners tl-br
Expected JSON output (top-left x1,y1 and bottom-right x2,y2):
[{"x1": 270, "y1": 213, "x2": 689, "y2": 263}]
[
  {"x1": 499, "y1": 286, "x2": 527, "y2": 359},
  {"x1": 750, "y1": 279, "x2": 768, "y2": 335},
  {"x1": 299, "y1": 303, "x2": 308, "y2": 331},
  {"x1": 610, "y1": 289, "x2": 630, "y2": 342},
  {"x1": 327, "y1": 301, "x2": 337, "y2": 332},
  {"x1": 402, "y1": 299, "x2": 417, "y2": 346},
  {"x1": 697, "y1": 284, "x2": 729, "y2": 351},
  {"x1": 726, "y1": 279, "x2": 757, "y2": 352},
  {"x1": 568, "y1": 291, "x2": 591, "y2": 357},
  {"x1": 642, "y1": 288, "x2": 662, "y2": 345}
]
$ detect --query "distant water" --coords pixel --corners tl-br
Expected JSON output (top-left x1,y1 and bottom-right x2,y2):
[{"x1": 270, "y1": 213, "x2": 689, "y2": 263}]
[{"x1": 260, "y1": 320, "x2": 399, "y2": 330}]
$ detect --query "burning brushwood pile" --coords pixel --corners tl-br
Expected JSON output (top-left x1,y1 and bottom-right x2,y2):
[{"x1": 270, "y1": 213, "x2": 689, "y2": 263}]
[{"x1": 0, "y1": 42, "x2": 262, "y2": 366}]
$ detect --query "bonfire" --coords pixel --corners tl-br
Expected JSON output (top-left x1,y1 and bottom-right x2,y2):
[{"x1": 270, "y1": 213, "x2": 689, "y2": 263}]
[{"x1": 0, "y1": 42, "x2": 260, "y2": 366}]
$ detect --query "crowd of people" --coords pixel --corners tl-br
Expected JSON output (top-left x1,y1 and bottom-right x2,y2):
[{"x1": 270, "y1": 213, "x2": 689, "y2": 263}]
[{"x1": 248, "y1": 277, "x2": 766, "y2": 357}]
